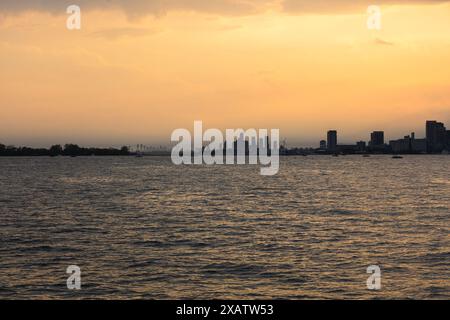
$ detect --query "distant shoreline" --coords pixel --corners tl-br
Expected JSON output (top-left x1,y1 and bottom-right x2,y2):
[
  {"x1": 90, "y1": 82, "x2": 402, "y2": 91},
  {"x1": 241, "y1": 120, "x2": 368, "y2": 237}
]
[
  {"x1": 1, "y1": 142, "x2": 449, "y2": 157},
  {"x1": 0, "y1": 153, "x2": 448, "y2": 158}
]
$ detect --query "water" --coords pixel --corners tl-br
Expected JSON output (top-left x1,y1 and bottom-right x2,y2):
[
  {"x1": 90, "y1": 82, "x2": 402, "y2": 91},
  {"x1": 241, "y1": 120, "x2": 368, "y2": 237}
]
[{"x1": 0, "y1": 155, "x2": 449, "y2": 299}]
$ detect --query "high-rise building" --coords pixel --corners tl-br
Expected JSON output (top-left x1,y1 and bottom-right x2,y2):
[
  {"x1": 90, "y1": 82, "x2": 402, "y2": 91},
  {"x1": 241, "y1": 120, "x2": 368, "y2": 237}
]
[
  {"x1": 426, "y1": 120, "x2": 447, "y2": 153},
  {"x1": 370, "y1": 131, "x2": 384, "y2": 146},
  {"x1": 327, "y1": 130, "x2": 337, "y2": 152}
]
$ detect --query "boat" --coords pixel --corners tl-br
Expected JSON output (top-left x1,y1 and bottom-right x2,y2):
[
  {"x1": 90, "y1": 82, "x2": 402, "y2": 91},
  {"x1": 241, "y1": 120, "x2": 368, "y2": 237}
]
[
  {"x1": 392, "y1": 155, "x2": 403, "y2": 159},
  {"x1": 363, "y1": 154, "x2": 370, "y2": 158}
]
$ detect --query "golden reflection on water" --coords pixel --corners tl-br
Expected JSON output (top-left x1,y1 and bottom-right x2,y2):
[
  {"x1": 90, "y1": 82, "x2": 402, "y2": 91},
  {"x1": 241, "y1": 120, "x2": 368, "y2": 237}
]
[{"x1": 0, "y1": 155, "x2": 449, "y2": 299}]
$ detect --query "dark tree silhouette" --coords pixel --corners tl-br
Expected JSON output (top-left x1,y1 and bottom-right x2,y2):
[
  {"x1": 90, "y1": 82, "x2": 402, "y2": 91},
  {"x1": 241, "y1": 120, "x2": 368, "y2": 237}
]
[
  {"x1": 0, "y1": 143, "x2": 130, "y2": 157},
  {"x1": 49, "y1": 144, "x2": 63, "y2": 156},
  {"x1": 64, "y1": 144, "x2": 82, "y2": 156}
]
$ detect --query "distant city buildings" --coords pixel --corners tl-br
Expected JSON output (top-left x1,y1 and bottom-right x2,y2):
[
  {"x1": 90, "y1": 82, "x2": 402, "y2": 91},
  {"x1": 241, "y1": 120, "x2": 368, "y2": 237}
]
[
  {"x1": 88, "y1": 120, "x2": 450, "y2": 157},
  {"x1": 390, "y1": 133, "x2": 427, "y2": 154},
  {"x1": 316, "y1": 120, "x2": 449, "y2": 155}
]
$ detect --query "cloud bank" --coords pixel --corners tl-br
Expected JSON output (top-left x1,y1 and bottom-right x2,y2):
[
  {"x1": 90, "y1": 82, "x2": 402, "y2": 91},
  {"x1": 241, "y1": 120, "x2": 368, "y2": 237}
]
[
  {"x1": 0, "y1": 0, "x2": 271, "y2": 16},
  {"x1": 0, "y1": 0, "x2": 449, "y2": 16}
]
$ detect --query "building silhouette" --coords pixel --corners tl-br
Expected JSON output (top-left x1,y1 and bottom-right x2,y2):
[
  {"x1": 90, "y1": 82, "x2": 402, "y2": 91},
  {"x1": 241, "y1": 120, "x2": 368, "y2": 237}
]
[
  {"x1": 426, "y1": 120, "x2": 447, "y2": 153},
  {"x1": 390, "y1": 132, "x2": 427, "y2": 154},
  {"x1": 356, "y1": 141, "x2": 366, "y2": 152},
  {"x1": 327, "y1": 130, "x2": 337, "y2": 152},
  {"x1": 337, "y1": 144, "x2": 359, "y2": 154},
  {"x1": 319, "y1": 140, "x2": 326, "y2": 150},
  {"x1": 411, "y1": 134, "x2": 427, "y2": 154},
  {"x1": 370, "y1": 131, "x2": 384, "y2": 146}
]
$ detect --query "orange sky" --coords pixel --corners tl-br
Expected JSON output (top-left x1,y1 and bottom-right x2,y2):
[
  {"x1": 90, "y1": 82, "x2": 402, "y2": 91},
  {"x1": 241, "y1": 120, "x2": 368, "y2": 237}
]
[{"x1": 1, "y1": 1, "x2": 450, "y2": 147}]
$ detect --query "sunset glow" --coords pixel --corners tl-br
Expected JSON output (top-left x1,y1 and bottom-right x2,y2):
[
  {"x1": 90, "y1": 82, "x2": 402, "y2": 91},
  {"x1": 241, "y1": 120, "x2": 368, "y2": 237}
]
[{"x1": 1, "y1": 1, "x2": 450, "y2": 146}]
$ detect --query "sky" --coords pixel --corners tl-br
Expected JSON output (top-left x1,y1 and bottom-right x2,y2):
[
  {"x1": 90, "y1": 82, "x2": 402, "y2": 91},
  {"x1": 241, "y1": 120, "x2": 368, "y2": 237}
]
[{"x1": 1, "y1": 0, "x2": 450, "y2": 147}]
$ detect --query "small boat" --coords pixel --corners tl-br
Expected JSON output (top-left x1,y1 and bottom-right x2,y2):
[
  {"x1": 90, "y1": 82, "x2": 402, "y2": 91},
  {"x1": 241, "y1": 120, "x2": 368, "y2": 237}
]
[
  {"x1": 392, "y1": 155, "x2": 403, "y2": 159},
  {"x1": 363, "y1": 154, "x2": 370, "y2": 158},
  {"x1": 135, "y1": 151, "x2": 144, "y2": 158}
]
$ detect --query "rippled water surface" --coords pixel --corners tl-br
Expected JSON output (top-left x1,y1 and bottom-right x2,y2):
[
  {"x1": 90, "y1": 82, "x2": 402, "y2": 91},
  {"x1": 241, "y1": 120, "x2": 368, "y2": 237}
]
[{"x1": 0, "y1": 156, "x2": 449, "y2": 299}]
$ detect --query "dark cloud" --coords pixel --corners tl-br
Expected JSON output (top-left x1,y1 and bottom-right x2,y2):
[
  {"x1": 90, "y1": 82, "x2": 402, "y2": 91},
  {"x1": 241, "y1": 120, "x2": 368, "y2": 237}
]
[
  {"x1": 0, "y1": 0, "x2": 272, "y2": 16},
  {"x1": 0, "y1": 0, "x2": 449, "y2": 16}
]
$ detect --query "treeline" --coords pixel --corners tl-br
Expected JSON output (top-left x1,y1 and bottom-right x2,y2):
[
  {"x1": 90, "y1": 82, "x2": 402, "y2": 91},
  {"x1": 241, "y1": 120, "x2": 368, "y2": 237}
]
[{"x1": 0, "y1": 144, "x2": 130, "y2": 157}]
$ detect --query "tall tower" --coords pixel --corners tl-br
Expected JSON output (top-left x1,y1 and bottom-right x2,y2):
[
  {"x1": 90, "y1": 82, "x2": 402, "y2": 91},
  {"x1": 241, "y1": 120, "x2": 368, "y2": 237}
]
[
  {"x1": 426, "y1": 121, "x2": 436, "y2": 153},
  {"x1": 327, "y1": 130, "x2": 337, "y2": 152},
  {"x1": 370, "y1": 131, "x2": 384, "y2": 146}
]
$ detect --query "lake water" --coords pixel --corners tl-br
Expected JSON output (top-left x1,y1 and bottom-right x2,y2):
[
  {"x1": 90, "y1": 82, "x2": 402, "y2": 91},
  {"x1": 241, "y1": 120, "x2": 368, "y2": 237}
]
[{"x1": 0, "y1": 155, "x2": 449, "y2": 299}]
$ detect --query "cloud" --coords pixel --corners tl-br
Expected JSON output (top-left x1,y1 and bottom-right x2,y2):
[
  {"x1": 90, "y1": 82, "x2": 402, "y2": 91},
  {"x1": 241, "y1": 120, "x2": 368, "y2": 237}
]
[
  {"x1": 0, "y1": 0, "x2": 449, "y2": 16},
  {"x1": 282, "y1": 0, "x2": 450, "y2": 13},
  {"x1": 0, "y1": 0, "x2": 272, "y2": 16}
]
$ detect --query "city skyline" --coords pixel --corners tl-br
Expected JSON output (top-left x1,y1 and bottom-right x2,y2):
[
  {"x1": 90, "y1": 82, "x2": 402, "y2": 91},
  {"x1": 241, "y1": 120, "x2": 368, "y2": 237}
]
[
  {"x1": 2, "y1": 119, "x2": 449, "y2": 154},
  {"x1": 321, "y1": 120, "x2": 449, "y2": 150}
]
